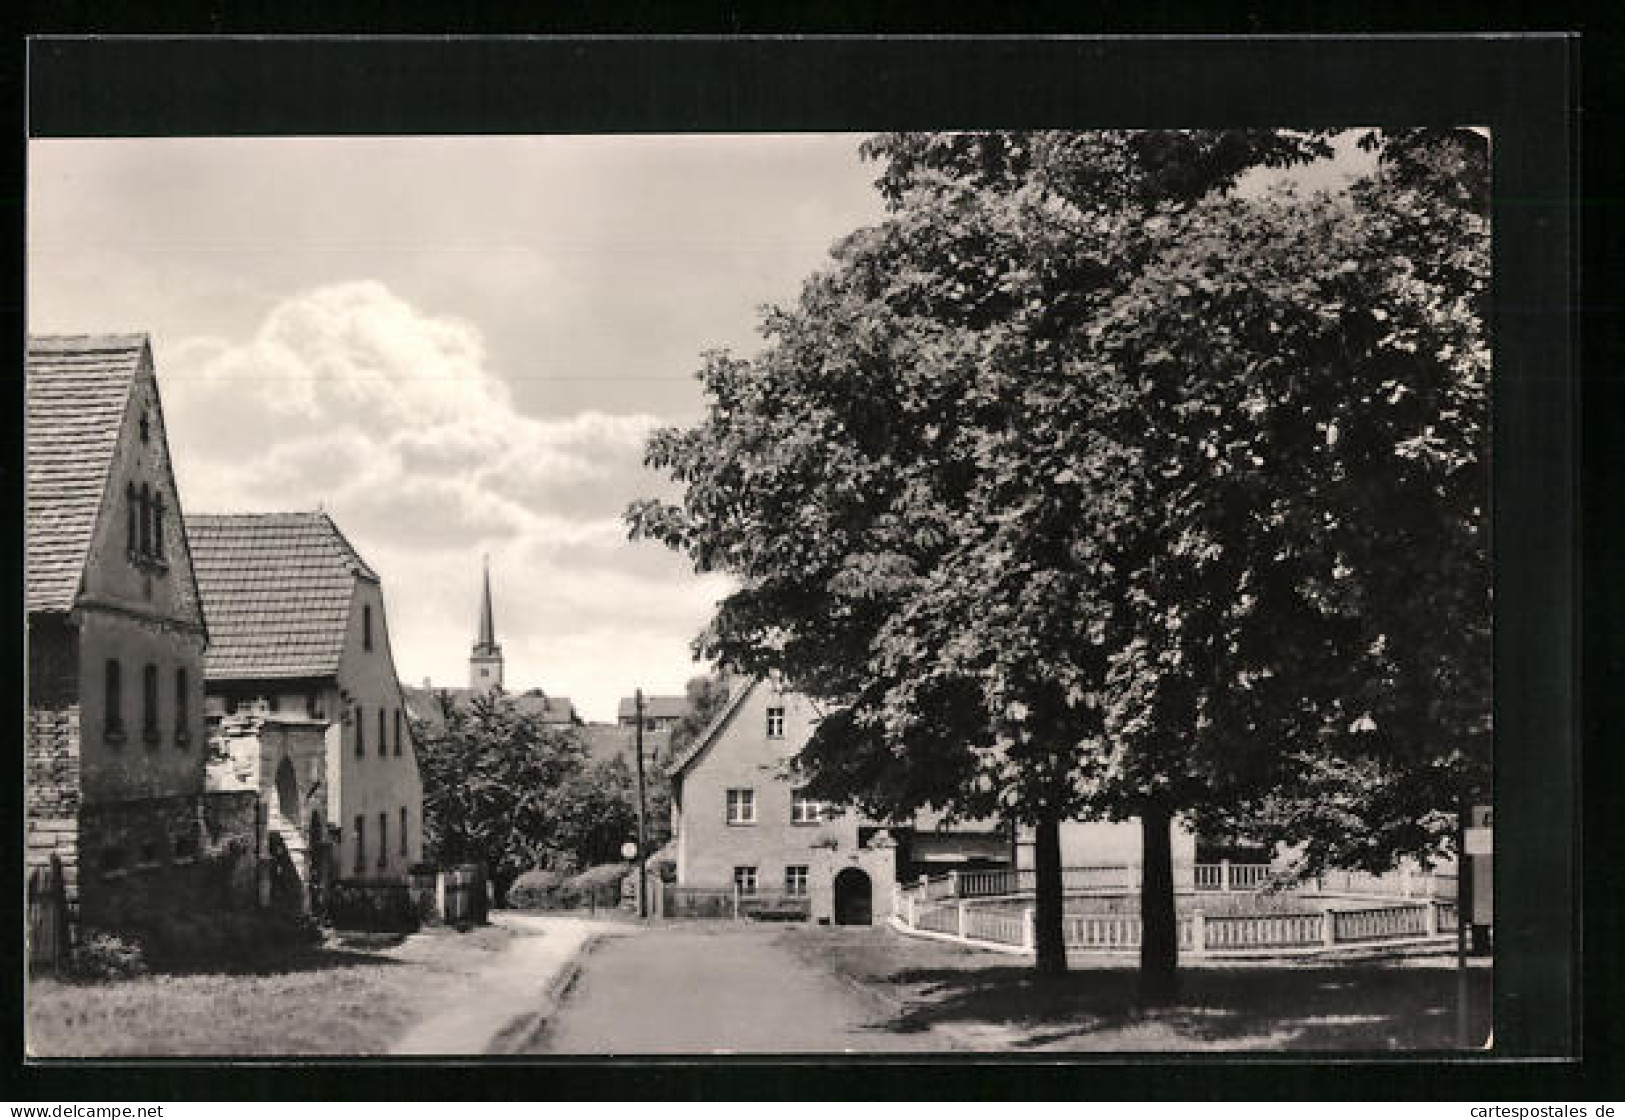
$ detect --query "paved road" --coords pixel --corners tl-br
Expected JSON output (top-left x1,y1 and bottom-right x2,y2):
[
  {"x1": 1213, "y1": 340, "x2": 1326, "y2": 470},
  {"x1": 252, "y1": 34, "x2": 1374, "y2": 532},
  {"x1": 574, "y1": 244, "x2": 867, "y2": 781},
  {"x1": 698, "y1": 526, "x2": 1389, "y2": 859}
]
[
  {"x1": 392, "y1": 913, "x2": 620, "y2": 1056},
  {"x1": 536, "y1": 924, "x2": 953, "y2": 1054}
]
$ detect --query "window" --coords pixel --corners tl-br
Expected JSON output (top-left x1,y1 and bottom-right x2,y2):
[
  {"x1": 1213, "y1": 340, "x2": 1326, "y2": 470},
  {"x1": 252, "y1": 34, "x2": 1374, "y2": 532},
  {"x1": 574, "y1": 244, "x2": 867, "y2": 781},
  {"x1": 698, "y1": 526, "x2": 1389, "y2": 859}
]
[
  {"x1": 766, "y1": 706, "x2": 785, "y2": 738},
  {"x1": 733, "y1": 866, "x2": 757, "y2": 895},
  {"x1": 791, "y1": 791, "x2": 827, "y2": 825},
  {"x1": 377, "y1": 707, "x2": 386, "y2": 756},
  {"x1": 139, "y1": 409, "x2": 150, "y2": 443},
  {"x1": 142, "y1": 663, "x2": 160, "y2": 744},
  {"x1": 125, "y1": 483, "x2": 138, "y2": 553},
  {"x1": 152, "y1": 490, "x2": 165, "y2": 560},
  {"x1": 138, "y1": 483, "x2": 151, "y2": 555},
  {"x1": 104, "y1": 659, "x2": 124, "y2": 740},
  {"x1": 174, "y1": 667, "x2": 190, "y2": 745},
  {"x1": 725, "y1": 788, "x2": 756, "y2": 825},
  {"x1": 354, "y1": 815, "x2": 366, "y2": 873},
  {"x1": 363, "y1": 605, "x2": 373, "y2": 651},
  {"x1": 400, "y1": 806, "x2": 409, "y2": 856},
  {"x1": 355, "y1": 705, "x2": 365, "y2": 756},
  {"x1": 394, "y1": 708, "x2": 402, "y2": 756},
  {"x1": 378, "y1": 812, "x2": 388, "y2": 868},
  {"x1": 785, "y1": 865, "x2": 809, "y2": 896}
]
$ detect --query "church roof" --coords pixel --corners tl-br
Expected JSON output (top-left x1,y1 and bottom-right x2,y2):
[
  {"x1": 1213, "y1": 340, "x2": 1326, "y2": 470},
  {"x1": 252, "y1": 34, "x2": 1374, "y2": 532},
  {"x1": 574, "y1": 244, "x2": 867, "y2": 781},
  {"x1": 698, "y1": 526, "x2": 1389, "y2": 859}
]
[
  {"x1": 26, "y1": 334, "x2": 149, "y2": 614},
  {"x1": 187, "y1": 511, "x2": 377, "y2": 681}
]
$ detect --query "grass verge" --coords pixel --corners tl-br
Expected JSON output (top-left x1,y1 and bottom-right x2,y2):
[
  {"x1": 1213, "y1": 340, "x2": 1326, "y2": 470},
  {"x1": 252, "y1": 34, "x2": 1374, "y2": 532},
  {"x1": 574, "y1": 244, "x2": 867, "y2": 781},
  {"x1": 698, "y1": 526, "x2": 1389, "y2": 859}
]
[
  {"x1": 27, "y1": 923, "x2": 515, "y2": 1057},
  {"x1": 778, "y1": 924, "x2": 1493, "y2": 1052}
]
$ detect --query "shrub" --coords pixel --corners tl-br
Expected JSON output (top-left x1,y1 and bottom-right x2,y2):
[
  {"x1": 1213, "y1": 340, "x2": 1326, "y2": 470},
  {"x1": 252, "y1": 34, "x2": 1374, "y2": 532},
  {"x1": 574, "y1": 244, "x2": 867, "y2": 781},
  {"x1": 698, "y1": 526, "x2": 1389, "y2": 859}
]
[
  {"x1": 326, "y1": 882, "x2": 421, "y2": 934},
  {"x1": 506, "y1": 868, "x2": 568, "y2": 910},
  {"x1": 63, "y1": 931, "x2": 148, "y2": 983},
  {"x1": 133, "y1": 908, "x2": 322, "y2": 971}
]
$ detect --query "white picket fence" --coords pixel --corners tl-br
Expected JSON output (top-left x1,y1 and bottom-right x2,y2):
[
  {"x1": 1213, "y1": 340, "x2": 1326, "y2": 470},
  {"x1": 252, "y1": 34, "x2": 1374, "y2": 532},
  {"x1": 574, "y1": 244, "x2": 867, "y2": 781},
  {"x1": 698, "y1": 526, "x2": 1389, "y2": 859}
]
[{"x1": 894, "y1": 864, "x2": 1456, "y2": 957}]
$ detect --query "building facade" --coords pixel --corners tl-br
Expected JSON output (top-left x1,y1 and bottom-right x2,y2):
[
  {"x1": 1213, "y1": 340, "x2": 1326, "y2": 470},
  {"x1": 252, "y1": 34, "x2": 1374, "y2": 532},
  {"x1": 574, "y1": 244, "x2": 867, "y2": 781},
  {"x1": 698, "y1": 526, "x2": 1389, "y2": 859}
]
[
  {"x1": 25, "y1": 334, "x2": 249, "y2": 939},
  {"x1": 188, "y1": 511, "x2": 424, "y2": 898},
  {"x1": 668, "y1": 678, "x2": 1010, "y2": 925}
]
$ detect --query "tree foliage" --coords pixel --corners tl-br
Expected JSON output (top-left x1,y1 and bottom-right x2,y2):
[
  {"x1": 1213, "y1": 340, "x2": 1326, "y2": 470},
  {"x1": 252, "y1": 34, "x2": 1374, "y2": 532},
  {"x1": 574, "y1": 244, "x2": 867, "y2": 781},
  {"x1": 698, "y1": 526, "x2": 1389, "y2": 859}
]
[
  {"x1": 628, "y1": 129, "x2": 1490, "y2": 985},
  {"x1": 414, "y1": 690, "x2": 640, "y2": 897}
]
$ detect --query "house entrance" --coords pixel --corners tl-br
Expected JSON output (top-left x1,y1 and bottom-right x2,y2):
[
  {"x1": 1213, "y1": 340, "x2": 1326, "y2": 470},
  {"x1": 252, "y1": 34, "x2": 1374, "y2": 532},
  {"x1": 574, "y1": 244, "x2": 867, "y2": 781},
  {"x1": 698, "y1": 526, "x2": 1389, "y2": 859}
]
[
  {"x1": 275, "y1": 758, "x2": 299, "y2": 821},
  {"x1": 833, "y1": 867, "x2": 873, "y2": 926}
]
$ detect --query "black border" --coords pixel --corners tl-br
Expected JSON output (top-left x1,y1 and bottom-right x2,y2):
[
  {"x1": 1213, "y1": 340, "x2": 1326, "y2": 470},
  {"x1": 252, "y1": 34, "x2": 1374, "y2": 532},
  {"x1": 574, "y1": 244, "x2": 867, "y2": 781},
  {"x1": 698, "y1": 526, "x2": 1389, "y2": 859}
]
[{"x1": 10, "y1": 32, "x2": 1598, "y2": 1100}]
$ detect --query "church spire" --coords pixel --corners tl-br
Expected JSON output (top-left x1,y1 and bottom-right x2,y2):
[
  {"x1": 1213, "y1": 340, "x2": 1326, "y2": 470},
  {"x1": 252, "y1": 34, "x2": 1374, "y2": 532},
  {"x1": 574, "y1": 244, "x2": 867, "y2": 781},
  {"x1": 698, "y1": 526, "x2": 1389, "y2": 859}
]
[
  {"x1": 470, "y1": 555, "x2": 504, "y2": 693},
  {"x1": 478, "y1": 554, "x2": 497, "y2": 652}
]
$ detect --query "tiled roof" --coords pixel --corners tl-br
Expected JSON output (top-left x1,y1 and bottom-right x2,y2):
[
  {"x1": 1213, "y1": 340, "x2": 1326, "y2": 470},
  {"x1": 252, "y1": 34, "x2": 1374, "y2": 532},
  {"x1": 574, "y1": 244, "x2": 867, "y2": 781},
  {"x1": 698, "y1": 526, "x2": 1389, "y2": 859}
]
[
  {"x1": 187, "y1": 512, "x2": 377, "y2": 681},
  {"x1": 26, "y1": 334, "x2": 148, "y2": 614},
  {"x1": 402, "y1": 687, "x2": 579, "y2": 735},
  {"x1": 617, "y1": 695, "x2": 688, "y2": 721},
  {"x1": 581, "y1": 723, "x2": 670, "y2": 770}
]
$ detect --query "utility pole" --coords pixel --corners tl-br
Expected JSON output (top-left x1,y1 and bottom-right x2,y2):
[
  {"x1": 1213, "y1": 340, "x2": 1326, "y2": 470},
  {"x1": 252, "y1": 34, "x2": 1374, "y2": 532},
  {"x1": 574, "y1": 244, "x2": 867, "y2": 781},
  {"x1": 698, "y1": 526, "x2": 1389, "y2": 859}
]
[{"x1": 634, "y1": 687, "x2": 649, "y2": 919}]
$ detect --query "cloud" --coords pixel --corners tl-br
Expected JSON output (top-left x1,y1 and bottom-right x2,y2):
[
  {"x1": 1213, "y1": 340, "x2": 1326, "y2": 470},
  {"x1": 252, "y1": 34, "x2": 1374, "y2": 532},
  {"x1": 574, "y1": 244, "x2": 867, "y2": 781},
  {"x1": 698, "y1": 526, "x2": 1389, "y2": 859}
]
[{"x1": 159, "y1": 280, "x2": 725, "y2": 720}]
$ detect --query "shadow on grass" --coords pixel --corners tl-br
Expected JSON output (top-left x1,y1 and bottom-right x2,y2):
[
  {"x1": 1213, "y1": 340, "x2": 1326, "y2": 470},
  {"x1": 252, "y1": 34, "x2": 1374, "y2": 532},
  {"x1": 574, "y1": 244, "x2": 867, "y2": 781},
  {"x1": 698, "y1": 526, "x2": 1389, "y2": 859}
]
[
  {"x1": 139, "y1": 944, "x2": 409, "y2": 979},
  {"x1": 881, "y1": 964, "x2": 1493, "y2": 1050}
]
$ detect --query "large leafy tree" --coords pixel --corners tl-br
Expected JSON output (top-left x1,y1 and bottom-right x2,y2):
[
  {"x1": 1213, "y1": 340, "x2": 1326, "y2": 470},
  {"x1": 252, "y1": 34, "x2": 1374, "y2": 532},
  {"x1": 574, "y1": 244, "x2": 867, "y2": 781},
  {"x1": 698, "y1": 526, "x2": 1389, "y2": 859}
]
[
  {"x1": 629, "y1": 129, "x2": 1488, "y2": 995},
  {"x1": 414, "y1": 690, "x2": 594, "y2": 902}
]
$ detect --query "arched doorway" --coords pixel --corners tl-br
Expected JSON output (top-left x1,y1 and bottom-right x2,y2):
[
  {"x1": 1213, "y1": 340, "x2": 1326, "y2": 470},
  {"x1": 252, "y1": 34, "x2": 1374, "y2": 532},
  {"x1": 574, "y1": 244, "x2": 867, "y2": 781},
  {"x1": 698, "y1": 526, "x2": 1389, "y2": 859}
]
[
  {"x1": 833, "y1": 867, "x2": 873, "y2": 926},
  {"x1": 274, "y1": 757, "x2": 299, "y2": 822}
]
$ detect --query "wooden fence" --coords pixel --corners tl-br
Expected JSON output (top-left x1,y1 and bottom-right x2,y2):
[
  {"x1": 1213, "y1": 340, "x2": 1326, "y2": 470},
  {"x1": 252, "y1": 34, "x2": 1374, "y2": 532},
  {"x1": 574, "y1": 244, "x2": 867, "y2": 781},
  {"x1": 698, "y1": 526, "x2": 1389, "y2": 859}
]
[
  {"x1": 662, "y1": 885, "x2": 811, "y2": 921},
  {"x1": 27, "y1": 855, "x2": 70, "y2": 973}
]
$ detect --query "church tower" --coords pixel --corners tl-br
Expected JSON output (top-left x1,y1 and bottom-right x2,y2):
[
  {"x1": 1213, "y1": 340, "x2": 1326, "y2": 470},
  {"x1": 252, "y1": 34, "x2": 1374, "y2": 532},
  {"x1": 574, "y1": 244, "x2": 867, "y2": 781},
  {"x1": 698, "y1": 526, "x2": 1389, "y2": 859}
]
[{"x1": 470, "y1": 557, "x2": 504, "y2": 693}]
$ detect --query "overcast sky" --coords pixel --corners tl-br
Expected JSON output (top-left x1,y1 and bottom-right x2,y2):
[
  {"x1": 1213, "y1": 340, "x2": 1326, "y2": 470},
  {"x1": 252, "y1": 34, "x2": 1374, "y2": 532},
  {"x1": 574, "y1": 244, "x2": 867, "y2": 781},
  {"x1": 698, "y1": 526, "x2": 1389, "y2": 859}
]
[
  {"x1": 28, "y1": 131, "x2": 1374, "y2": 723},
  {"x1": 29, "y1": 134, "x2": 890, "y2": 721}
]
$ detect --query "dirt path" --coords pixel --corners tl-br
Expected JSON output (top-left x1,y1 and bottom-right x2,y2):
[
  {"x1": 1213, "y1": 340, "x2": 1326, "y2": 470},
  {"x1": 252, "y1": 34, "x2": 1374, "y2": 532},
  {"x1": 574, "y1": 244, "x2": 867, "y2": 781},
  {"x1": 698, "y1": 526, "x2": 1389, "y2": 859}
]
[
  {"x1": 532, "y1": 924, "x2": 957, "y2": 1054},
  {"x1": 390, "y1": 913, "x2": 618, "y2": 1056}
]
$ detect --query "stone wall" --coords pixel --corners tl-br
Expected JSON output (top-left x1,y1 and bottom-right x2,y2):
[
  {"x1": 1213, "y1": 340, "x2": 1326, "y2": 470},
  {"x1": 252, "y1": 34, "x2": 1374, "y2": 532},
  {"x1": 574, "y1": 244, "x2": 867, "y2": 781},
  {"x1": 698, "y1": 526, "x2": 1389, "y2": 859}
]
[
  {"x1": 27, "y1": 705, "x2": 83, "y2": 910},
  {"x1": 75, "y1": 790, "x2": 262, "y2": 931}
]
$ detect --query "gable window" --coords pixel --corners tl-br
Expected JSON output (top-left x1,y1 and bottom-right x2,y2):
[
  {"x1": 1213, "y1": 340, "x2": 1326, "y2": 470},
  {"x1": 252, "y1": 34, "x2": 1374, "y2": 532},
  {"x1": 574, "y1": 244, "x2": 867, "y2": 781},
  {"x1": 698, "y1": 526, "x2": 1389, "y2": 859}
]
[
  {"x1": 354, "y1": 815, "x2": 366, "y2": 874},
  {"x1": 104, "y1": 659, "x2": 124, "y2": 741},
  {"x1": 138, "y1": 483, "x2": 152, "y2": 555},
  {"x1": 174, "y1": 667, "x2": 190, "y2": 746},
  {"x1": 733, "y1": 866, "x2": 757, "y2": 896},
  {"x1": 355, "y1": 705, "x2": 365, "y2": 757},
  {"x1": 725, "y1": 788, "x2": 756, "y2": 825},
  {"x1": 142, "y1": 663, "x2": 160, "y2": 745},
  {"x1": 151, "y1": 490, "x2": 165, "y2": 560},
  {"x1": 377, "y1": 708, "x2": 386, "y2": 757},
  {"x1": 394, "y1": 708, "x2": 402, "y2": 756},
  {"x1": 363, "y1": 605, "x2": 373, "y2": 651},
  {"x1": 139, "y1": 409, "x2": 150, "y2": 444},
  {"x1": 400, "y1": 806, "x2": 409, "y2": 856},
  {"x1": 785, "y1": 865, "x2": 809, "y2": 896},
  {"x1": 766, "y1": 706, "x2": 785, "y2": 738},
  {"x1": 791, "y1": 791, "x2": 827, "y2": 825},
  {"x1": 378, "y1": 812, "x2": 388, "y2": 868},
  {"x1": 125, "y1": 484, "x2": 138, "y2": 553}
]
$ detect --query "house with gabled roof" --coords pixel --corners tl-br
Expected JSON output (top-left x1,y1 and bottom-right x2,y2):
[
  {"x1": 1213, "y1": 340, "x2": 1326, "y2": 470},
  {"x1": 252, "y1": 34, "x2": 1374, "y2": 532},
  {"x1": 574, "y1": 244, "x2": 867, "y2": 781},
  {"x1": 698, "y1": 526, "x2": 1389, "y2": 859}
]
[
  {"x1": 25, "y1": 334, "x2": 253, "y2": 945},
  {"x1": 187, "y1": 511, "x2": 424, "y2": 902},
  {"x1": 667, "y1": 677, "x2": 1012, "y2": 924}
]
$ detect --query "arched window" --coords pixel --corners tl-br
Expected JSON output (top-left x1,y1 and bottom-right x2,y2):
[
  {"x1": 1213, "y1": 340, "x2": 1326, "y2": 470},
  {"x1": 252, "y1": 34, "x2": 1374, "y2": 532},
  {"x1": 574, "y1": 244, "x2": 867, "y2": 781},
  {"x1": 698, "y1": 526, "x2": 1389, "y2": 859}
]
[
  {"x1": 104, "y1": 659, "x2": 124, "y2": 739},
  {"x1": 142, "y1": 664, "x2": 159, "y2": 743}
]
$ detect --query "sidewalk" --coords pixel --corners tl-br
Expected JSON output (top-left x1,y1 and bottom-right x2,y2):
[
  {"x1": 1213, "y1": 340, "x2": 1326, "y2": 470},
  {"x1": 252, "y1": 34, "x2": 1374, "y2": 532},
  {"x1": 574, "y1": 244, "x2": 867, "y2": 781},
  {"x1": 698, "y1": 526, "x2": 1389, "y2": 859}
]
[{"x1": 390, "y1": 912, "x2": 618, "y2": 1056}]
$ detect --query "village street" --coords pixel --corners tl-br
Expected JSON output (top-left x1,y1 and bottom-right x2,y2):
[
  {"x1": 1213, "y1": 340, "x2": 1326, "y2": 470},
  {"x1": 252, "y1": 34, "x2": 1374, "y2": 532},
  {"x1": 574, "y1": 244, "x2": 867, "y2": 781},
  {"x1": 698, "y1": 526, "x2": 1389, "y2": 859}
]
[{"x1": 527, "y1": 924, "x2": 956, "y2": 1054}]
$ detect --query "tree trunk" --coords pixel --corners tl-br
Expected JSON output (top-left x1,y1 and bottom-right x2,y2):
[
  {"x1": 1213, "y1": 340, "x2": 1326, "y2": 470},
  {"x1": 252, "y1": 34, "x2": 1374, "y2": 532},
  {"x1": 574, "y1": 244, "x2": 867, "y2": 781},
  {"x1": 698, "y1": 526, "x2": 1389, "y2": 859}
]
[
  {"x1": 1033, "y1": 811, "x2": 1068, "y2": 976},
  {"x1": 1138, "y1": 799, "x2": 1179, "y2": 1003}
]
